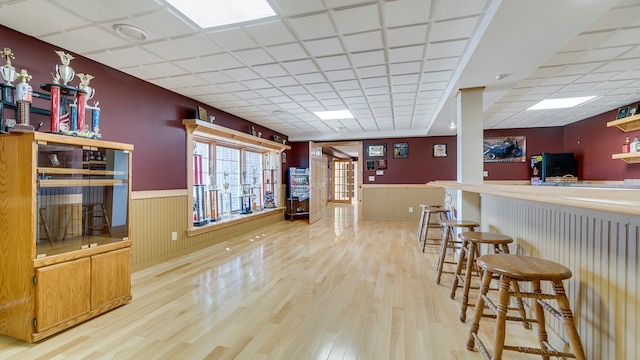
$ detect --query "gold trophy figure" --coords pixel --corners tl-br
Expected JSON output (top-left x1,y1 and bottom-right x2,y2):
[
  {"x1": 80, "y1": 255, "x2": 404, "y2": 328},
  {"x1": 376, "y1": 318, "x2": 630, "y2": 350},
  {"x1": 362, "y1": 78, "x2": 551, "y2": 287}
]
[
  {"x1": 1, "y1": 47, "x2": 17, "y2": 84},
  {"x1": 77, "y1": 73, "x2": 95, "y2": 106},
  {"x1": 55, "y1": 50, "x2": 75, "y2": 85}
]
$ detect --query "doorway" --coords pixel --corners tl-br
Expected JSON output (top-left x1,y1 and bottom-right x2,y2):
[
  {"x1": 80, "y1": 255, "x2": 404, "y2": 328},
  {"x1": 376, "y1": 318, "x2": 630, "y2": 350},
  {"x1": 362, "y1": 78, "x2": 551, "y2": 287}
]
[{"x1": 332, "y1": 159, "x2": 354, "y2": 203}]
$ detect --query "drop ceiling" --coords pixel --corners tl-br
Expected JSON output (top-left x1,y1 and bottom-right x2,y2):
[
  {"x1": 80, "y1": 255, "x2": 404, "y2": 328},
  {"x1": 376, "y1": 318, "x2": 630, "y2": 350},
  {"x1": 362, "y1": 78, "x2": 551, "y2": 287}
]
[{"x1": 1, "y1": 0, "x2": 638, "y2": 142}]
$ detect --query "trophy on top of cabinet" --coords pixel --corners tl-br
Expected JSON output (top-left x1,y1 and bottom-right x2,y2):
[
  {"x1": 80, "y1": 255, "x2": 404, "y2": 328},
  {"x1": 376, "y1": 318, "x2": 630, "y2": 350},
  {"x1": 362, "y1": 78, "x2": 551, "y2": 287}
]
[
  {"x1": 77, "y1": 73, "x2": 95, "y2": 104},
  {"x1": 55, "y1": 50, "x2": 75, "y2": 86},
  {"x1": 1, "y1": 47, "x2": 17, "y2": 85}
]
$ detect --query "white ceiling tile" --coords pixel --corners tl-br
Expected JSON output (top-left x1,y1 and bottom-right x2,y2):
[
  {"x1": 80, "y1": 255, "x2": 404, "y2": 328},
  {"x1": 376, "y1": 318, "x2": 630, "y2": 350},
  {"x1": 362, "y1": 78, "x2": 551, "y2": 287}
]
[
  {"x1": 356, "y1": 65, "x2": 388, "y2": 78},
  {"x1": 288, "y1": 13, "x2": 336, "y2": 40},
  {"x1": 111, "y1": 46, "x2": 164, "y2": 65},
  {"x1": 338, "y1": 89, "x2": 364, "y2": 97},
  {"x1": 244, "y1": 19, "x2": 297, "y2": 46},
  {"x1": 268, "y1": 76, "x2": 299, "y2": 87},
  {"x1": 427, "y1": 39, "x2": 467, "y2": 59},
  {"x1": 430, "y1": 17, "x2": 478, "y2": 42},
  {"x1": 251, "y1": 63, "x2": 288, "y2": 77},
  {"x1": 557, "y1": 62, "x2": 606, "y2": 76},
  {"x1": 297, "y1": 72, "x2": 327, "y2": 84},
  {"x1": 265, "y1": 43, "x2": 309, "y2": 61},
  {"x1": 223, "y1": 67, "x2": 260, "y2": 81},
  {"x1": 87, "y1": 51, "x2": 137, "y2": 69},
  {"x1": 255, "y1": 88, "x2": 285, "y2": 97},
  {"x1": 342, "y1": 31, "x2": 383, "y2": 53},
  {"x1": 130, "y1": 8, "x2": 196, "y2": 39},
  {"x1": 418, "y1": 81, "x2": 446, "y2": 91},
  {"x1": 272, "y1": 0, "x2": 325, "y2": 16},
  {"x1": 280, "y1": 85, "x2": 308, "y2": 95},
  {"x1": 597, "y1": 58, "x2": 640, "y2": 73},
  {"x1": 207, "y1": 27, "x2": 258, "y2": 51},
  {"x1": 145, "y1": 62, "x2": 188, "y2": 76},
  {"x1": 316, "y1": 54, "x2": 351, "y2": 71},
  {"x1": 423, "y1": 57, "x2": 458, "y2": 72},
  {"x1": 391, "y1": 74, "x2": 420, "y2": 85},
  {"x1": 0, "y1": 0, "x2": 89, "y2": 37},
  {"x1": 231, "y1": 48, "x2": 275, "y2": 66},
  {"x1": 422, "y1": 70, "x2": 454, "y2": 82},
  {"x1": 216, "y1": 82, "x2": 249, "y2": 92},
  {"x1": 281, "y1": 59, "x2": 319, "y2": 74},
  {"x1": 389, "y1": 62, "x2": 422, "y2": 75},
  {"x1": 174, "y1": 58, "x2": 214, "y2": 73},
  {"x1": 433, "y1": 0, "x2": 487, "y2": 20},
  {"x1": 333, "y1": 80, "x2": 361, "y2": 90},
  {"x1": 361, "y1": 77, "x2": 388, "y2": 88},
  {"x1": 242, "y1": 78, "x2": 274, "y2": 89},
  {"x1": 41, "y1": 26, "x2": 128, "y2": 54},
  {"x1": 388, "y1": 45, "x2": 425, "y2": 63},
  {"x1": 201, "y1": 53, "x2": 244, "y2": 70},
  {"x1": 306, "y1": 83, "x2": 334, "y2": 93},
  {"x1": 393, "y1": 84, "x2": 419, "y2": 93},
  {"x1": 364, "y1": 86, "x2": 389, "y2": 96},
  {"x1": 386, "y1": 25, "x2": 428, "y2": 48},
  {"x1": 121, "y1": 65, "x2": 163, "y2": 80},
  {"x1": 303, "y1": 37, "x2": 344, "y2": 57},
  {"x1": 332, "y1": 4, "x2": 380, "y2": 34},
  {"x1": 324, "y1": 69, "x2": 356, "y2": 81},
  {"x1": 383, "y1": 0, "x2": 431, "y2": 28},
  {"x1": 577, "y1": 46, "x2": 632, "y2": 63},
  {"x1": 197, "y1": 71, "x2": 233, "y2": 84},
  {"x1": 350, "y1": 50, "x2": 386, "y2": 68}
]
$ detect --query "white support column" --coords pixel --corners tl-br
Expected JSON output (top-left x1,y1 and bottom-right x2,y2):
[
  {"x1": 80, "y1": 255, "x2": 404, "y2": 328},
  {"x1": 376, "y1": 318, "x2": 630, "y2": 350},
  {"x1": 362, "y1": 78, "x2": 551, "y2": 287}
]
[{"x1": 455, "y1": 87, "x2": 484, "y2": 222}]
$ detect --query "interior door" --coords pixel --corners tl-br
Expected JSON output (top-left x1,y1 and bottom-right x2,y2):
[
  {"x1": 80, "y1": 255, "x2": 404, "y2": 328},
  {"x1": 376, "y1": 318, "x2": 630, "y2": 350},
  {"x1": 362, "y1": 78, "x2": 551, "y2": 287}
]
[
  {"x1": 308, "y1": 141, "x2": 323, "y2": 224},
  {"x1": 332, "y1": 159, "x2": 353, "y2": 203}
]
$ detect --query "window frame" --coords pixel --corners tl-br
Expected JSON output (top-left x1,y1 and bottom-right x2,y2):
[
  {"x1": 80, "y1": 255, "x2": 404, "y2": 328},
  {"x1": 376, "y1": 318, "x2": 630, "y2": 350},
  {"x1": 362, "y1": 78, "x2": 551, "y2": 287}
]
[{"x1": 183, "y1": 119, "x2": 290, "y2": 236}]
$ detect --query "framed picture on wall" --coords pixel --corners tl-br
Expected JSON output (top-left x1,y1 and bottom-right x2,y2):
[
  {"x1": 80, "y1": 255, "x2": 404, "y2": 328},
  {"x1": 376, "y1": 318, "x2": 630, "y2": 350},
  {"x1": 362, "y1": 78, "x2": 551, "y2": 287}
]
[
  {"x1": 617, "y1": 106, "x2": 630, "y2": 119},
  {"x1": 366, "y1": 144, "x2": 386, "y2": 158},
  {"x1": 197, "y1": 106, "x2": 207, "y2": 121},
  {"x1": 433, "y1": 144, "x2": 447, "y2": 157},
  {"x1": 366, "y1": 160, "x2": 375, "y2": 171},
  {"x1": 393, "y1": 143, "x2": 408, "y2": 158},
  {"x1": 377, "y1": 159, "x2": 387, "y2": 169}
]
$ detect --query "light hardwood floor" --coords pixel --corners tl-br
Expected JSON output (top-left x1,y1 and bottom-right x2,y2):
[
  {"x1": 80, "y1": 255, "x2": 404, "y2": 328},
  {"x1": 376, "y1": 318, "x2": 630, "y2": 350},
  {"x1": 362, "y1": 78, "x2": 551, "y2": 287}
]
[{"x1": 0, "y1": 204, "x2": 538, "y2": 359}]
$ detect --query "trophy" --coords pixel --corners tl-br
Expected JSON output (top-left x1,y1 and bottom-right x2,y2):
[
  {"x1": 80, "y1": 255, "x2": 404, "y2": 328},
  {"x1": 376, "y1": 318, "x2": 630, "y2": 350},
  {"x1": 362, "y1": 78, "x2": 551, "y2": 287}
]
[
  {"x1": 14, "y1": 69, "x2": 34, "y2": 132},
  {"x1": 76, "y1": 73, "x2": 95, "y2": 104},
  {"x1": 1, "y1": 47, "x2": 17, "y2": 85},
  {"x1": 55, "y1": 50, "x2": 75, "y2": 85}
]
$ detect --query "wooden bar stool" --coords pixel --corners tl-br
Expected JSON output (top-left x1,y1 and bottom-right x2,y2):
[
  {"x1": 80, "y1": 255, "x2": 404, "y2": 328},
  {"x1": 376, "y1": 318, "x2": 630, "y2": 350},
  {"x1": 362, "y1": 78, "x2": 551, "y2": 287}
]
[
  {"x1": 467, "y1": 254, "x2": 586, "y2": 360},
  {"x1": 435, "y1": 219, "x2": 478, "y2": 284},
  {"x1": 417, "y1": 205, "x2": 449, "y2": 252},
  {"x1": 452, "y1": 232, "x2": 527, "y2": 326}
]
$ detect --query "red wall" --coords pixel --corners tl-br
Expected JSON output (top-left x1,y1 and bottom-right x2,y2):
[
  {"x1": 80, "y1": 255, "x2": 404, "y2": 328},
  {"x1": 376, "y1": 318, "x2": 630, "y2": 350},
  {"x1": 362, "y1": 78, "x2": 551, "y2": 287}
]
[
  {"x1": 483, "y1": 127, "x2": 564, "y2": 180},
  {"x1": 0, "y1": 25, "x2": 287, "y2": 191},
  {"x1": 564, "y1": 105, "x2": 640, "y2": 180},
  {"x1": 362, "y1": 136, "x2": 457, "y2": 184}
]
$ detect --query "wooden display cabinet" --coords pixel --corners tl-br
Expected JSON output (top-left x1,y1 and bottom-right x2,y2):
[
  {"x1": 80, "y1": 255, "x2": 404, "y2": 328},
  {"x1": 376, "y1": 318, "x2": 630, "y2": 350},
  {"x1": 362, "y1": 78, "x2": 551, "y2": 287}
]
[{"x1": 0, "y1": 132, "x2": 133, "y2": 342}]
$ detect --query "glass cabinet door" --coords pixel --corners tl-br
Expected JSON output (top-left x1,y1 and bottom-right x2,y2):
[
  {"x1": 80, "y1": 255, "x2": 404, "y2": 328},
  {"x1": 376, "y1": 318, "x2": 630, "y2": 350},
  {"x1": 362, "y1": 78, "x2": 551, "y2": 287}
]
[{"x1": 36, "y1": 142, "x2": 130, "y2": 258}]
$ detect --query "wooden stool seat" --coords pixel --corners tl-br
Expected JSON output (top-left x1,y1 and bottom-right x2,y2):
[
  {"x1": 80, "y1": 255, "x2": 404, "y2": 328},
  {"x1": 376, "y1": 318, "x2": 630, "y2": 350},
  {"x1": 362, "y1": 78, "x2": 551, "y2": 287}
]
[
  {"x1": 477, "y1": 254, "x2": 573, "y2": 281},
  {"x1": 467, "y1": 254, "x2": 586, "y2": 360},
  {"x1": 452, "y1": 232, "x2": 528, "y2": 325},
  {"x1": 435, "y1": 219, "x2": 479, "y2": 284},
  {"x1": 417, "y1": 205, "x2": 448, "y2": 252}
]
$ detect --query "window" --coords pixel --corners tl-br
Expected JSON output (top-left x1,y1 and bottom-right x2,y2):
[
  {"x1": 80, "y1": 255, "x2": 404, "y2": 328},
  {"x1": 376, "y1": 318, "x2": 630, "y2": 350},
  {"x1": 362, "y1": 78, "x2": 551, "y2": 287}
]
[{"x1": 184, "y1": 119, "x2": 289, "y2": 233}]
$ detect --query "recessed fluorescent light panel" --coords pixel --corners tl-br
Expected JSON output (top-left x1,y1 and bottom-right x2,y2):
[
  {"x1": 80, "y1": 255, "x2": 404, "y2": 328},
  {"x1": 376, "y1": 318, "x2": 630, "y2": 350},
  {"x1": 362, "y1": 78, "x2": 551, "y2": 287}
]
[
  {"x1": 314, "y1": 110, "x2": 355, "y2": 120},
  {"x1": 527, "y1": 96, "x2": 596, "y2": 110},
  {"x1": 166, "y1": 0, "x2": 276, "y2": 28}
]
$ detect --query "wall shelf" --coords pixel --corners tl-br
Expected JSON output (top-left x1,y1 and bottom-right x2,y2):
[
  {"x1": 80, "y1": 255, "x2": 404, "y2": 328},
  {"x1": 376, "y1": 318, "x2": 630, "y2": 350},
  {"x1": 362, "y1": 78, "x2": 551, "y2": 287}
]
[
  {"x1": 606, "y1": 114, "x2": 640, "y2": 132},
  {"x1": 612, "y1": 152, "x2": 640, "y2": 164}
]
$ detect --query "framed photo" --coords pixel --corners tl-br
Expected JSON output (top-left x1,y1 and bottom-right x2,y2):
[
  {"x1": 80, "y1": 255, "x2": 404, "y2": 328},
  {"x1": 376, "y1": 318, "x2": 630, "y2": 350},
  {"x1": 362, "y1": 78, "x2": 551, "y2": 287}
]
[
  {"x1": 433, "y1": 144, "x2": 447, "y2": 157},
  {"x1": 630, "y1": 106, "x2": 637, "y2": 117},
  {"x1": 393, "y1": 143, "x2": 408, "y2": 158},
  {"x1": 197, "y1": 106, "x2": 207, "y2": 121},
  {"x1": 377, "y1": 159, "x2": 387, "y2": 169},
  {"x1": 483, "y1": 136, "x2": 526, "y2": 162},
  {"x1": 366, "y1": 160, "x2": 375, "y2": 171},
  {"x1": 617, "y1": 106, "x2": 630, "y2": 119},
  {"x1": 366, "y1": 144, "x2": 386, "y2": 158}
]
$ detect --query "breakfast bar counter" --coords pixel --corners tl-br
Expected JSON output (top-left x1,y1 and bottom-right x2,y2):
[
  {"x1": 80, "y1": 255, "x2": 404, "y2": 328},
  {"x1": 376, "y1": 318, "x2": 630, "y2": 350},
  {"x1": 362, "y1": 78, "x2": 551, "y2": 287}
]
[{"x1": 430, "y1": 180, "x2": 639, "y2": 360}]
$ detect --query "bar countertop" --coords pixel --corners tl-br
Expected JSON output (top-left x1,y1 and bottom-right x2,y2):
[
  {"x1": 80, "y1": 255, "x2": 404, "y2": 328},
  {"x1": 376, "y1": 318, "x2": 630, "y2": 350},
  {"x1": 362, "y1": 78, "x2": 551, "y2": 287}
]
[{"x1": 429, "y1": 181, "x2": 640, "y2": 217}]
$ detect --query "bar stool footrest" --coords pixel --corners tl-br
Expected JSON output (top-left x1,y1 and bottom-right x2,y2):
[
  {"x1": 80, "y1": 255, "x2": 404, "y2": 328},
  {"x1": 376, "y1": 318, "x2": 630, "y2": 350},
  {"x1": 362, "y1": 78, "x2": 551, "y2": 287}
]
[{"x1": 502, "y1": 345, "x2": 577, "y2": 358}]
